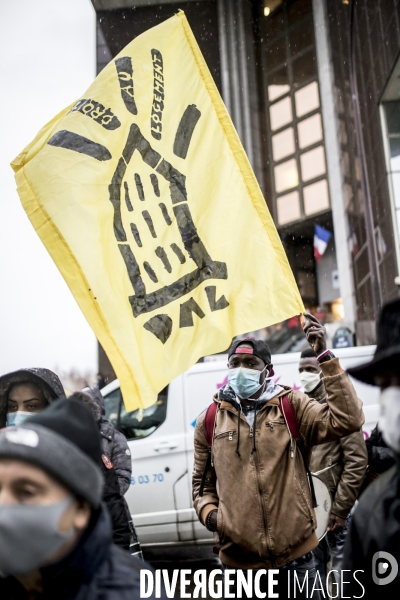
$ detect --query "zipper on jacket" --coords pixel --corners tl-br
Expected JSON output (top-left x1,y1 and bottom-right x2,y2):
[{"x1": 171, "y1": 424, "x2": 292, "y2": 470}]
[
  {"x1": 252, "y1": 441, "x2": 269, "y2": 557},
  {"x1": 249, "y1": 426, "x2": 253, "y2": 438},
  {"x1": 214, "y1": 430, "x2": 236, "y2": 440}
]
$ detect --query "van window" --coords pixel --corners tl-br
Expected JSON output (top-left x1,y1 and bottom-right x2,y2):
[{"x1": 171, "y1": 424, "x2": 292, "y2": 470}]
[{"x1": 103, "y1": 386, "x2": 168, "y2": 441}]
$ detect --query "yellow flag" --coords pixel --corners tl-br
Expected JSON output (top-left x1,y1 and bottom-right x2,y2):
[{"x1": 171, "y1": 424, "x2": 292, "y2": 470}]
[{"x1": 12, "y1": 12, "x2": 304, "y2": 411}]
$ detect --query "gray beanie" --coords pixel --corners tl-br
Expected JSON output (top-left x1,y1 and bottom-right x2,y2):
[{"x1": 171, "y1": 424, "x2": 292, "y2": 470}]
[{"x1": 0, "y1": 398, "x2": 103, "y2": 507}]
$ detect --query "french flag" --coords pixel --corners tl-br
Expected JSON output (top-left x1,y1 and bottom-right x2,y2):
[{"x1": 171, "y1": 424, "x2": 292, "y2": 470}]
[{"x1": 314, "y1": 225, "x2": 332, "y2": 263}]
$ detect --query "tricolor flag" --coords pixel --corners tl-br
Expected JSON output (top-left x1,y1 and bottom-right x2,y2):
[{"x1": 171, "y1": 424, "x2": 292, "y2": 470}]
[{"x1": 314, "y1": 225, "x2": 332, "y2": 263}]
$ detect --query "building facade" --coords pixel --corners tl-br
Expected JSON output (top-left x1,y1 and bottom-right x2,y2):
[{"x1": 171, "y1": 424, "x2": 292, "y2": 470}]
[{"x1": 92, "y1": 0, "x2": 400, "y2": 373}]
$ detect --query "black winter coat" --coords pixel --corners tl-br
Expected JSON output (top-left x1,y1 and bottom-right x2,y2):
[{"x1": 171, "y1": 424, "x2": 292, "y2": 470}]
[
  {"x1": 365, "y1": 424, "x2": 396, "y2": 473},
  {"x1": 0, "y1": 504, "x2": 164, "y2": 600},
  {"x1": 101, "y1": 458, "x2": 131, "y2": 550},
  {"x1": 343, "y1": 464, "x2": 400, "y2": 599},
  {"x1": 89, "y1": 389, "x2": 132, "y2": 495}
]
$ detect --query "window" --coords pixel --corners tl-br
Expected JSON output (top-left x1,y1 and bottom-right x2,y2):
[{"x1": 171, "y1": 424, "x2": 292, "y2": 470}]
[
  {"x1": 261, "y1": 1, "x2": 330, "y2": 226},
  {"x1": 272, "y1": 127, "x2": 295, "y2": 160},
  {"x1": 270, "y1": 96, "x2": 293, "y2": 130},
  {"x1": 289, "y1": 18, "x2": 314, "y2": 56},
  {"x1": 303, "y1": 179, "x2": 330, "y2": 215},
  {"x1": 268, "y1": 67, "x2": 290, "y2": 101},
  {"x1": 277, "y1": 190, "x2": 301, "y2": 225},
  {"x1": 292, "y1": 49, "x2": 317, "y2": 87},
  {"x1": 382, "y1": 99, "x2": 400, "y2": 270},
  {"x1": 300, "y1": 146, "x2": 326, "y2": 181},
  {"x1": 103, "y1": 386, "x2": 168, "y2": 440},
  {"x1": 298, "y1": 113, "x2": 323, "y2": 148},
  {"x1": 274, "y1": 158, "x2": 298, "y2": 192},
  {"x1": 295, "y1": 81, "x2": 319, "y2": 117},
  {"x1": 265, "y1": 36, "x2": 287, "y2": 71}
]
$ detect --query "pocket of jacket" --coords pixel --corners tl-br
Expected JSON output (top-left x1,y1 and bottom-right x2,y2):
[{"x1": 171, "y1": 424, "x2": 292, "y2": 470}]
[
  {"x1": 294, "y1": 475, "x2": 314, "y2": 525},
  {"x1": 213, "y1": 430, "x2": 237, "y2": 441},
  {"x1": 265, "y1": 420, "x2": 286, "y2": 432}
]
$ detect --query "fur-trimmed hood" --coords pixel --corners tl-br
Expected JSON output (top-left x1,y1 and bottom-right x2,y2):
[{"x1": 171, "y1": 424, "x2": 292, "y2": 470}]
[
  {"x1": 69, "y1": 389, "x2": 103, "y2": 422},
  {"x1": 0, "y1": 368, "x2": 65, "y2": 428}
]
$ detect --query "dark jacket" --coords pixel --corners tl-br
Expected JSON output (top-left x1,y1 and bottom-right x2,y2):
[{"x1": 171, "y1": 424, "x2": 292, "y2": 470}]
[
  {"x1": 88, "y1": 389, "x2": 132, "y2": 495},
  {"x1": 0, "y1": 504, "x2": 163, "y2": 600},
  {"x1": 365, "y1": 424, "x2": 396, "y2": 473},
  {"x1": 101, "y1": 458, "x2": 131, "y2": 550},
  {"x1": 343, "y1": 464, "x2": 400, "y2": 599},
  {"x1": 69, "y1": 391, "x2": 132, "y2": 549}
]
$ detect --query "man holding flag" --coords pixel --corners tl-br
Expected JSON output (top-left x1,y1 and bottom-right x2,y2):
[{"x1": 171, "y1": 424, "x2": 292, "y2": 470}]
[{"x1": 192, "y1": 312, "x2": 364, "y2": 598}]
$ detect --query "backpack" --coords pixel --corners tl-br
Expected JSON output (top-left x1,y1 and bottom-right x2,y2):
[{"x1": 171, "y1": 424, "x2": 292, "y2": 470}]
[{"x1": 198, "y1": 396, "x2": 317, "y2": 508}]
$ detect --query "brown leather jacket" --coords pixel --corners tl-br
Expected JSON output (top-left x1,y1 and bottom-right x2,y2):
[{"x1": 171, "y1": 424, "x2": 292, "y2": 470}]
[
  {"x1": 192, "y1": 359, "x2": 364, "y2": 569},
  {"x1": 309, "y1": 379, "x2": 368, "y2": 519}
]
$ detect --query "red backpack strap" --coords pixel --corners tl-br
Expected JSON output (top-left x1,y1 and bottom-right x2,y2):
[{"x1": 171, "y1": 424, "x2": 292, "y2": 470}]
[
  {"x1": 204, "y1": 401, "x2": 218, "y2": 448},
  {"x1": 279, "y1": 395, "x2": 302, "y2": 444},
  {"x1": 199, "y1": 401, "x2": 218, "y2": 497},
  {"x1": 279, "y1": 395, "x2": 317, "y2": 508}
]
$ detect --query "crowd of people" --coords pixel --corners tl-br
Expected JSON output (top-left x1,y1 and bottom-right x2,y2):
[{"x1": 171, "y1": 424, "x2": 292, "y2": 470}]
[{"x1": 0, "y1": 301, "x2": 399, "y2": 598}]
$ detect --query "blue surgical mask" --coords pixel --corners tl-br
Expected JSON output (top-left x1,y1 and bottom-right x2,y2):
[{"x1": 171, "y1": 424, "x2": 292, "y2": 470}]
[
  {"x1": 228, "y1": 366, "x2": 268, "y2": 400},
  {"x1": 6, "y1": 411, "x2": 39, "y2": 427}
]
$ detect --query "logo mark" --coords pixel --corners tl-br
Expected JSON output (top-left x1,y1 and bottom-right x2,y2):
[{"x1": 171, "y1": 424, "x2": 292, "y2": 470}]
[{"x1": 372, "y1": 551, "x2": 398, "y2": 585}]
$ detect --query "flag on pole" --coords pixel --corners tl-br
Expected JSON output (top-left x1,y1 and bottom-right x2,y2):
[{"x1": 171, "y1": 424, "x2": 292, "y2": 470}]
[
  {"x1": 314, "y1": 225, "x2": 332, "y2": 263},
  {"x1": 11, "y1": 12, "x2": 304, "y2": 411}
]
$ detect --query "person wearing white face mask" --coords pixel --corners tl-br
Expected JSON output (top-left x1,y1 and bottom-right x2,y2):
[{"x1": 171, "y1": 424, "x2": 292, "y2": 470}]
[
  {"x1": 344, "y1": 298, "x2": 400, "y2": 599},
  {"x1": 298, "y1": 347, "x2": 367, "y2": 595}
]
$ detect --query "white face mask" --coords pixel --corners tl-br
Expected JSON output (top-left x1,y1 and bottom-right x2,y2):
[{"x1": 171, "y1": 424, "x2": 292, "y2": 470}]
[
  {"x1": 378, "y1": 386, "x2": 400, "y2": 453},
  {"x1": 299, "y1": 371, "x2": 321, "y2": 393}
]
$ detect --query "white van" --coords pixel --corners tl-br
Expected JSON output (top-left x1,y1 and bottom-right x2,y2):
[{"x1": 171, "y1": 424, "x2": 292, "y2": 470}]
[{"x1": 101, "y1": 345, "x2": 379, "y2": 549}]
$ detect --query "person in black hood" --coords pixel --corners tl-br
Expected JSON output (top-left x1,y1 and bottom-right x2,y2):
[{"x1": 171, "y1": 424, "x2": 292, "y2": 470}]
[
  {"x1": 0, "y1": 398, "x2": 164, "y2": 600},
  {"x1": 0, "y1": 368, "x2": 65, "y2": 428},
  {"x1": 72, "y1": 389, "x2": 143, "y2": 559},
  {"x1": 69, "y1": 391, "x2": 132, "y2": 551},
  {"x1": 81, "y1": 387, "x2": 131, "y2": 495}
]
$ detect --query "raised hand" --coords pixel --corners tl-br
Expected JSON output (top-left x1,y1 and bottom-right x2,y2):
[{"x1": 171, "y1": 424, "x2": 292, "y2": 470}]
[{"x1": 302, "y1": 311, "x2": 327, "y2": 355}]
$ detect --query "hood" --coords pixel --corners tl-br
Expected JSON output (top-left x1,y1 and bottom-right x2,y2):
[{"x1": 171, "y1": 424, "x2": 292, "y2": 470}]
[
  {"x1": 0, "y1": 368, "x2": 65, "y2": 428},
  {"x1": 82, "y1": 387, "x2": 105, "y2": 419},
  {"x1": 218, "y1": 379, "x2": 283, "y2": 408}
]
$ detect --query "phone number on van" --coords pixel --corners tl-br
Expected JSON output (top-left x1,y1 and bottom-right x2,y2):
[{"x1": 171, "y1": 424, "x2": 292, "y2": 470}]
[{"x1": 131, "y1": 474, "x2": 164, "y2": 485}]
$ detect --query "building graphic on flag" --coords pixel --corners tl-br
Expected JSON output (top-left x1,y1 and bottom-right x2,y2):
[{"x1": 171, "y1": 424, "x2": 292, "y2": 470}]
[{"x1": 314, "y1": 224, "x2": 332, "y2": 263}]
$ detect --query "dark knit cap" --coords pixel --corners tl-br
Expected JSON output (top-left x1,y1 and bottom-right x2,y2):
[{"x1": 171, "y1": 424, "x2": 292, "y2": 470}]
[
  {"x1": 300, "y1": 347, "x2": 318, "y2": 359},
  {"x1": 0, "y1": 398, "x2": 103, "y2": 507}
]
